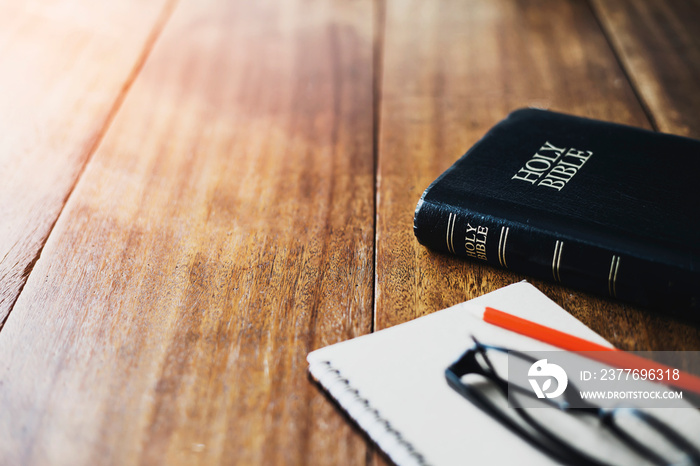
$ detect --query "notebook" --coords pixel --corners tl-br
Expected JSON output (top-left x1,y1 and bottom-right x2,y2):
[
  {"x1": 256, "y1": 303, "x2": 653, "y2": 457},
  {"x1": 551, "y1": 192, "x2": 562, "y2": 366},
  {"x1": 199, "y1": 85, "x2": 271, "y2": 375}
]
[{"x1": 307, "y1": 282, "x2": 614, "y2": 465}]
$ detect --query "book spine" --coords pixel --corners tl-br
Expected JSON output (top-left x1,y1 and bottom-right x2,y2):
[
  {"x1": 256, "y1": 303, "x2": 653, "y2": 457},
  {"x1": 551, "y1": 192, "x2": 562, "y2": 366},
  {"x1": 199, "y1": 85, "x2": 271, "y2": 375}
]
[{"x1": 413, "y1": 198, "x2": 699, "y2": 315}]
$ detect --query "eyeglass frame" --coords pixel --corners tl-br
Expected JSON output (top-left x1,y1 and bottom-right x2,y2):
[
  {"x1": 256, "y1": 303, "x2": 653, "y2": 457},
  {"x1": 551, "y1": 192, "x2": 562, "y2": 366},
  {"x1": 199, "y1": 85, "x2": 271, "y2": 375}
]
[{"x1": 445, "y1": 337, "x2": 700, "y2": 466}]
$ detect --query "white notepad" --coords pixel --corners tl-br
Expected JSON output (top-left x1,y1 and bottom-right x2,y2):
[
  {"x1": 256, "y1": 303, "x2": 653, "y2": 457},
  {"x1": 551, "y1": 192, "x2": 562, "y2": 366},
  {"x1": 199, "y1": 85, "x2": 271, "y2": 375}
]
[{"x1": 307, "y1": 282, "x2": 614, "y2": 465}]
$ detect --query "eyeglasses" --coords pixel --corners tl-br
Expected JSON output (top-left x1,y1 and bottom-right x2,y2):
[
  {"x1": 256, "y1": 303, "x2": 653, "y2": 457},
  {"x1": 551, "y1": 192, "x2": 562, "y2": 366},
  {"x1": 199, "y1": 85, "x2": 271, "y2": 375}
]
[{"x1": 445, "y1": 338, "x2": 700, "y2": 466}]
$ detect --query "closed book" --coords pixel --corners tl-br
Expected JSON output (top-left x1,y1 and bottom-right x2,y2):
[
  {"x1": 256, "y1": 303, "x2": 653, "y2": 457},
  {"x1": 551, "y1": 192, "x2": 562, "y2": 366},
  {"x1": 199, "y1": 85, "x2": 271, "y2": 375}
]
[{"x1": 413, "y1": 108, "x2": 700, "y2": 316}]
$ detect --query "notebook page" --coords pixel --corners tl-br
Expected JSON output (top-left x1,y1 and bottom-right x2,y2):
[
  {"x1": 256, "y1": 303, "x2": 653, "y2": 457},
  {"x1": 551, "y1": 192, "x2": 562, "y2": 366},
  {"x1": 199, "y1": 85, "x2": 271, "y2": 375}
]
[{"x1": 307, "y1": 282, "x2": 612, "y2": 465}]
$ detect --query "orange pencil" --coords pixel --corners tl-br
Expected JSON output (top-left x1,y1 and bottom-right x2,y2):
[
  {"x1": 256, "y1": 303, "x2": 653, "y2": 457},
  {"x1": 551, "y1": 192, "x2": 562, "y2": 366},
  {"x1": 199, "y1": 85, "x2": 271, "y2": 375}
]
[{"x1": 483, "y1": 306, "x2": 700, "y2": 397}]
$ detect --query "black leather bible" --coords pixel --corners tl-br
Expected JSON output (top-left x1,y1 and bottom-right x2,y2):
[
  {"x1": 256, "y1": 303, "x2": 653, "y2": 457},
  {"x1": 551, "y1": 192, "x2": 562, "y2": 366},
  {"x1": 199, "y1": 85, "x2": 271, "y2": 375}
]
[{"x1": 414, "y1": 108, "x2": 700, "y2": 316}]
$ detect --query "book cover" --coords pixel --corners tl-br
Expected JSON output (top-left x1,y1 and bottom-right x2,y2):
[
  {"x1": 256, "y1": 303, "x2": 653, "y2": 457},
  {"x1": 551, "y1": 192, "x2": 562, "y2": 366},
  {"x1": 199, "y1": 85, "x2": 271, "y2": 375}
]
[{"x1": 413, "y1": 108, "x2": 700, "y2": 315}]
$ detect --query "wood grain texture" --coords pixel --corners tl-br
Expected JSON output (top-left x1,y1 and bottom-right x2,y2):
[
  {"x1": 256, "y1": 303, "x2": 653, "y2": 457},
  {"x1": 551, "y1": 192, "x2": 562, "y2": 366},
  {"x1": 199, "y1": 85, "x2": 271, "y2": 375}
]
[
  {"x1": 2, "y1": 1, "x2": 700, "y2": 465},
  {"x1": 0, "y1": 0, "x2": 374, "y2": 464},
  {"x1": 591, "y1": 0, "x2": 700, "y2": 138},
  {"x1": 0, "y1": 0, "x2": 172, "y2": 324},
  {"x1": 375, "y1": 0, "x2": 700, "y2": 352}
]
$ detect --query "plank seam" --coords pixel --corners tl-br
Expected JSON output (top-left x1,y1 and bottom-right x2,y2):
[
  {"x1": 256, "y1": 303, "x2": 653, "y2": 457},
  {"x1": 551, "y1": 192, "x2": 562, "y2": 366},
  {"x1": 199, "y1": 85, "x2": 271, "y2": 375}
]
[
  {"x1": 586, "y1": 0, "x2": 660, "y2": 132},
  {"x1": 371, "y1": 0, "x2": 387, "y2": 337},
  {"x1": 0, "y1": 0, "x2": 181, "y2": 331}
]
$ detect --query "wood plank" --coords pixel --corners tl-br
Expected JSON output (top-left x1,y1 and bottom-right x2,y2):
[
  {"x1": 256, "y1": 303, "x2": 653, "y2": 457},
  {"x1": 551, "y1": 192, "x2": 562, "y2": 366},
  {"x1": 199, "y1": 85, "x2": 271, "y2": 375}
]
[
  {"x1": 591, "y1": 0, "x2": 700, "y2": 138},
  {"x1": 0, "y1": 0, "x2": 173, "y2": 324},
  {"x1": 0, "y1": 0, "x2": 375, "y2": 464},
  {"x1": 375, "y1": 0, "x2": 700, "y2": 353}
]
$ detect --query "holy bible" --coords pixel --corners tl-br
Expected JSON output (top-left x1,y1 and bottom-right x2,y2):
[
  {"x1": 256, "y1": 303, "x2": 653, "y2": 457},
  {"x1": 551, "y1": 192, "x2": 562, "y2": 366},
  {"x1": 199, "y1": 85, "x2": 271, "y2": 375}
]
[{"x1": 413, "y1": 108, "x2": 700, "y2": 316}]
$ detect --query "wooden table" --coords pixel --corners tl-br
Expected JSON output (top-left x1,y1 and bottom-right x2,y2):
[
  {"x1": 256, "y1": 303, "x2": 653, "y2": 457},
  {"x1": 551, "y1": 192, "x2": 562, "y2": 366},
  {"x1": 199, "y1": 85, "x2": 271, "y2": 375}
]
[{"x1": 1, "y1": 0, "x2": 698, "y2": 464}]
